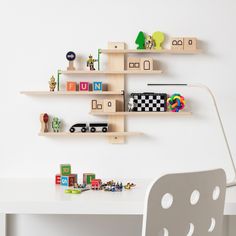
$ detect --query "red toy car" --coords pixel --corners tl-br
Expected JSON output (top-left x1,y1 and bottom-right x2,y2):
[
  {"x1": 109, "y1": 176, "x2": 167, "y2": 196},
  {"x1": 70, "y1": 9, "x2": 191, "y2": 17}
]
[{"x1": 91, "y1": 179, "x2": 102, "y2": 190}]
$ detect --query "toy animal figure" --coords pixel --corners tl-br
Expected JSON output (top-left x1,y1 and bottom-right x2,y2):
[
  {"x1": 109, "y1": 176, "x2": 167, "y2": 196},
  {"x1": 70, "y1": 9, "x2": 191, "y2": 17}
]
[
  {"x1": 52, "y1": 117, "x2": 61, "y2": 132},
  {"x1": 87, "y1": 55, "x2": 98, "y2": 70},
  {"x1": 145, "y1": 35, "x2": 155, "y2": 49},
  {"x1": 49, "y1": 76, "x2": 57, "y2": 92},
  {"x1": 128, "y1": 97, "x2": 135, "y2": 111}
]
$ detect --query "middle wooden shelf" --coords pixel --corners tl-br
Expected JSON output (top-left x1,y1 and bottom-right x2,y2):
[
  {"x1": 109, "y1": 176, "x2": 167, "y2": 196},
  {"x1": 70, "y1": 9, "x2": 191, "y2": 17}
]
[
  {"x1": 90, "y1": 111, "x2": 192, "y2": 116},
  {"x1": 60, "y1": 70, "x2": 162, "y2": 75}
]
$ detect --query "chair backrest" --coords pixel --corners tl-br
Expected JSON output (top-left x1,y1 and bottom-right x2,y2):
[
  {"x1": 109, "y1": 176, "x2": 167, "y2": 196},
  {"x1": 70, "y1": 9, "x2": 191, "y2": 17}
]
[{"x1": 142, "y1": 169, "x2": 226, "y2": 236}]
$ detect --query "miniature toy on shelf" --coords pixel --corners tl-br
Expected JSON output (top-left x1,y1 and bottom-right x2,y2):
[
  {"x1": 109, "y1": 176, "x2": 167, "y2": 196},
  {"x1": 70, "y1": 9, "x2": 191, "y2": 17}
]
[
  {"x1": 167, "y1": 93, "x2": 185, "y2": 112},
  {"x1": 171, "y1": 37, "x2": 197, "y2": 51},
  {"x1": 52, "y1": 117, "x2": 61, "y2": 132},
  {"x1": 91, "y1": 179, "x2": 102, "y2": 190},
  {"x1": 135, "y1": 31, "x2": 146, "y2": 49},
  {"x1": 66, "y1": 51, "x2": 76, "y2": 70},
  {"x1": 152, "y1": 31, "x2": 165, "y2": 50},
  {"x1": 145, "y1": 35, "x2": 155, "y2": 49},
  {"x1": 40, "y1": 113, "x2": 49, "y2": 133},
  {"x1": 69, "y1": 123, "x2": 108, "y2": 133},
  {"x1": 128, "y1": 93, "x2": 167, "y2": 112},
  {"x1": 49, "y1": 76, "x2": 56, "y2": 92},
  {"x1": 87, "y1": 55, "x2": 98, "y2": 70}
]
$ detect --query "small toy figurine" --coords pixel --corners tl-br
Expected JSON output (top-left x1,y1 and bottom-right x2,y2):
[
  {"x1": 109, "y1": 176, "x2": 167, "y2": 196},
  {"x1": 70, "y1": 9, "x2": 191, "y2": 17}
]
[
  {"x1": 135, "y1": 31, "x2": 146, "y2": 49},
  {"x1": 66, "y1": 51, "x2": 76, "y2": 70},
  {"x1": 49, "y1": 76, "x2": 57, "y2": 92},
  {"x1": 52, "y1": 117, "x2": 61, "y2": 132},
  {"x1": 128, "y1": 97, "x2": 135, "y2": 112},
  {"x1": 124, "y1": 182, "x2": 136, "y2": 190},
  {"x1": 87, "y1": 55, "x2": 98, "y2": 70},
  {"x1": 40, "y1": 113, "x2": 49, "y2": 133},
  {"x1": 145, "y1": 35, "x2": 155, "y2": 49}
]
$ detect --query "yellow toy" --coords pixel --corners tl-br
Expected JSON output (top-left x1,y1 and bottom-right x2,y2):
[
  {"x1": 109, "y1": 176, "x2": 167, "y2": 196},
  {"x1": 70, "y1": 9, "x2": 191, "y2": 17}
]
[
  {"x1": 87, "y1": 55, "x2": 98, "y2": 70},
  {"x1": 49, "y1": 76, "x2": 56, "y2": 92}
]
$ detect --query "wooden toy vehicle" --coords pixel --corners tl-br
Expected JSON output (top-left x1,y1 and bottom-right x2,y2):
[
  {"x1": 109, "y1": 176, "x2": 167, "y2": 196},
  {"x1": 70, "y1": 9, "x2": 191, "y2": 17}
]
[
  {"x1": 69, "y1": 123, "x2": 87, "y2": 133},
  {"x1": 89, "y1": 123, "x2": 108, "y2": 133},
  {"x1": 91, "y1": 179, "x2": 102, "y2": 190}
]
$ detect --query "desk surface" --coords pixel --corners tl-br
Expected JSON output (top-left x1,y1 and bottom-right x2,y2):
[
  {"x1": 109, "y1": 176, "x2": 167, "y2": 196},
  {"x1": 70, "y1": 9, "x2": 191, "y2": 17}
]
[{"x1": 0, "y1": 178, "x2": 236, "y2": 215}]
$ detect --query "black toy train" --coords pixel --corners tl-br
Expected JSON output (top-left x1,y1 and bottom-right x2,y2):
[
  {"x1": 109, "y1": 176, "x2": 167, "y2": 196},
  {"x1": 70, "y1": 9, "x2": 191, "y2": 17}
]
[{"x1": 69, "y1": 123, "x2": 108, "y2": 133}]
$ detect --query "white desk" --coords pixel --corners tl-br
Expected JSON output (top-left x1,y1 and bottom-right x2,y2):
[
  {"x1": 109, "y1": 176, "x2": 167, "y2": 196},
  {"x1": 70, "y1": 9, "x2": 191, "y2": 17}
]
[{"x1": 0, "y1": 178, "x2": 236, "y2": 235}]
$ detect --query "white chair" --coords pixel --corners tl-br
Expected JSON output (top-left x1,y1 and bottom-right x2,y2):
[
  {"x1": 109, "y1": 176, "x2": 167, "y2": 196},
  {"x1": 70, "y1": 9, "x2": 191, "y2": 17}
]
[{"x1": 142, "y1": 169, "x2": 226, "y2": 236}]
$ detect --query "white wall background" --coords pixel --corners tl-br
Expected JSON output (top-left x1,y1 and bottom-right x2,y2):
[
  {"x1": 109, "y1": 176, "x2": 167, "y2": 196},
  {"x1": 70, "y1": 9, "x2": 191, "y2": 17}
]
[{"x1": 1, "y1": 0, "x2": 236, "y2": 235}]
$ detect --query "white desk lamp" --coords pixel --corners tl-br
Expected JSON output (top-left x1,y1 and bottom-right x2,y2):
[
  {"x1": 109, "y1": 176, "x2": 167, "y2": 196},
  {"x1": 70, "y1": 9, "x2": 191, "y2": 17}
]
[{"x1": 147, "y1": 83, "x2": 236, "y2": 187}]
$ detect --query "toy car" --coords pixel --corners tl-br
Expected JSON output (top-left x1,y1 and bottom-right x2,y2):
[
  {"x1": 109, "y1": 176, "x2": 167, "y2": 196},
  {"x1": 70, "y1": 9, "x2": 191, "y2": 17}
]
[
  {"x1": 69, "y1": 123, "x2": 87, "y2": 133},
  {"x1": 89, "y1": 123, "x2": 108, "y2": 133}
]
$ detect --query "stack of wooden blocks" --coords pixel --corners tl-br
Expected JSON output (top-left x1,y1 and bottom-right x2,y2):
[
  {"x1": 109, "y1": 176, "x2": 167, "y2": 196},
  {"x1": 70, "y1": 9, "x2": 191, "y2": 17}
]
[{"x1": 55, "y1": 164, "x2": 77, "y2": 187}]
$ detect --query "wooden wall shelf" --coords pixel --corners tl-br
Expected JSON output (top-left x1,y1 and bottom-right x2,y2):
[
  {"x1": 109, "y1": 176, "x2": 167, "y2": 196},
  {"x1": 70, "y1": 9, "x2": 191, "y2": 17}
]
[
  {"x1": 100, "y1": 49, "x2": 202, "y2": 54},
  {"x1": 20, "y1": 91, "x2": 123, "y2": 96},
  {"x1": 90, "y1": 111, "x2": 192, "y2": 116},
  {"x1": 38, "y1": 132, "x2": 143, "y2": 137},
  {"x1": 60, "y1": 70, "x2": 162, "y2": 75}
]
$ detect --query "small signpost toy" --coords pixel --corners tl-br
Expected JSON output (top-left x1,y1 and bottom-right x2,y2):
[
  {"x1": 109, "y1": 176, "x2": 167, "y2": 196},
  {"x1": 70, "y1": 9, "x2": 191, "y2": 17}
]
[
  {"x1": 40, "y1": 113, "x2": 49, "y2": 133},
  {"x1": 66, "y1": 51, "x2": 76, "y2": 70},
  {"x1": 49, "y1": 76, "x2": 56, "y2": 92}
]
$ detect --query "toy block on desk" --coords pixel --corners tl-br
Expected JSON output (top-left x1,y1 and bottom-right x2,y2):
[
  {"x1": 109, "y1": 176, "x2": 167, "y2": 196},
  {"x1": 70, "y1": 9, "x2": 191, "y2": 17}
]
[
  {"x1": 127, "y1": 57, "x2": 141, "y2": 71},
  {"x1": 66, "y1": 82, "x2": 77, "y2": 91},
  {"x1": 103, "y1": 99, "x2": 117, "y2": 112},
  {"x1": 83, "y1": 173, "x2": 96, "y2": 184},
  {"x1": 79, "y1": 82, "x2": 90, "y2": 91},
  {"x1": 60, "y1": 164, "x2": 71, "y2": 176},
  {"x1": 184, "y1": 37, "x2": 197, "y2": 51},
  {"x1": 171, "y1": 37, "x2": 184, "y2": 50},
  {"x1": 55, "y1": 174, "x2": 61, "y2": 184},
  {"x1": 93, "y1": 81, "x2": 103, "y2": 91},
  {"x1": 140, "y1": 58, "x2": 153, "y2": 71},
  {"x1": 61, "y1": 174, "x2": 77, "y2": 187}
]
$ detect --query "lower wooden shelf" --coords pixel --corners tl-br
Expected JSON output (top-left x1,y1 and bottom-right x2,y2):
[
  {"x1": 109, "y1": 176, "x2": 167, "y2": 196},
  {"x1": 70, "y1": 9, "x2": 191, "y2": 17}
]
[
  {"x1": 90, "y1": 111, "x2": 192, "y2": 116},
  {"x1": 38, "y1": 132, "x2": 143, "y2": 137}
]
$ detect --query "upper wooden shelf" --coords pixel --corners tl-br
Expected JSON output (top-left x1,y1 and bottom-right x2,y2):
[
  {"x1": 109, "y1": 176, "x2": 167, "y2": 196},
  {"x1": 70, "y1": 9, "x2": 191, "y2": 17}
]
[
  {"x1": 90, "y1": 111, "x2": 192, "y2": 116},
  {"x1": 60, "y1": 70, "x2": 162, "y2": 75},
  {"x1": 20, "y1": 91, "x2": 124, "y2": 96},
  {"x1": 100, "y1": 49, "x2": 202, "y2": 54}
]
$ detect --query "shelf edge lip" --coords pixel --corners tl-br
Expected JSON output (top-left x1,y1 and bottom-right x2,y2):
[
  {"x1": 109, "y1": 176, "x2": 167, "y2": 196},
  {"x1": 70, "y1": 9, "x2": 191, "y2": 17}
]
[
  {"x1": 90, "y1": 111, "x2": 192, "y2": 116},
  {"x1": 60, "y1": 70, "x2": 163, "y2": 74},
  {"x1": 20, "y1": 91, "x2": 123, "y2": 95},
  {"x1": 100, "y1": 49, "x2": 202, "y2": 54}
]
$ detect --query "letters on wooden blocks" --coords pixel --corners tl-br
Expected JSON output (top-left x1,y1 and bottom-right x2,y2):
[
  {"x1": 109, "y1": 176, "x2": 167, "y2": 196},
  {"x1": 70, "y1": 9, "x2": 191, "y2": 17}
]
[
  {"x1": 184, "y1": 37, "x2": 197, "y2": 50},
  {"x1": 83, "y1": 173, "x2": 96, "y2": 184},
  {"x1": 93, "y1": 81, "x2": 103, "y2": 91},
  {"x1": 60, "y1": 164, "x2": 71, "y2": 176},
  {"x1": 140, "y1": 58, "x2": 153, "y2": 71},
  {"x1": 55, "y1": 174, "x2": 61, "y2": 184},
  {"x1": 127, "y1": 57, "x2": 141, "y2": 70},
  {"x1": 171, "y1": 37, "x2": 184, "y2": 50},
  {"x1": 66, "y1": 81, "x2": 77, "y2": 91},
  {"x1": 91, "y1": 99, "x2": 103, "y2": 111},
  {"x1": 103, "y1": 99, "x2": 117, "y2": 112},
  {"x1": 61, "y1": 174, "x2": 77, "y2": 187},
  {"x1": 79, "y1": 82, "x2": 90, "y2": 91}
]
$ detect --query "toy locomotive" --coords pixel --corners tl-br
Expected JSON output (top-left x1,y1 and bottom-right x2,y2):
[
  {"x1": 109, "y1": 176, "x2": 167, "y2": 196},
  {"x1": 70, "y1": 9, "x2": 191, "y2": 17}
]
[
  {"x1": 69, "y1": 123, "x2": 108, "y2": 133},
  {"x1": 128, "y1": 92, "x2": 167, "y2": 112}
]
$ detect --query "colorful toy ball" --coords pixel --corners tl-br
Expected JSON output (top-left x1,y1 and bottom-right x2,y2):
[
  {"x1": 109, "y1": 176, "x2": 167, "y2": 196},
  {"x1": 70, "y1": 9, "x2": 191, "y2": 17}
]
[{"x1": 167, "y1": 93, "x2": 185, "y2": 112}]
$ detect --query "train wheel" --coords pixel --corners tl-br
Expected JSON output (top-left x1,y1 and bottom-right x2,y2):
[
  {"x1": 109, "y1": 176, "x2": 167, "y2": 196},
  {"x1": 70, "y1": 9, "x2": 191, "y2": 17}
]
[
  {"x1": 81, "y1": 127, "x2": 87, "y2": 133},
  {"x1": 90, "y1": 127, "x2": 96, "y2": 132},
  {"x1": 69, "y1": 127, "x2": 75, "y2": 133},
  {"x1": 102, "y1": 127, "x2": 108, "y2": 133}
]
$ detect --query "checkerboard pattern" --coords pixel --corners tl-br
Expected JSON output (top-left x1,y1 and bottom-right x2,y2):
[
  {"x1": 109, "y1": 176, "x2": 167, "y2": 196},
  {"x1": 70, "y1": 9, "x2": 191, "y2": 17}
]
[{"x1": 131, "y1": 93, "x2": 167, "y2": 112}]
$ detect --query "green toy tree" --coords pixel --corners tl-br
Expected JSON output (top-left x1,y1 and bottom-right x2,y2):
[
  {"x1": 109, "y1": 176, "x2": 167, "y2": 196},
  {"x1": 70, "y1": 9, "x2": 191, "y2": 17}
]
[{"x1": 135, "y1": 31, "x2": 146, "y2": 49}]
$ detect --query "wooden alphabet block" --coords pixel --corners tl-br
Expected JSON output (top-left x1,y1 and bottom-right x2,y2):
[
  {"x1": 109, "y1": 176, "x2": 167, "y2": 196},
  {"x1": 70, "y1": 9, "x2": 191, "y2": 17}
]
[
  {"x1": 103, "y1": 99, "x2": 117, "y2": 112},
  {"x1": 171, "y1": 37, "x2": 184, "y2": 50},
  {"x1": 79, "y1": 82, "x2": 90, "y2": 91},
  {"x1": 60, "y1": 164, "x2": 71, "y2": 176},
  {"x1": 184, "y1": 37, "x2": 197, "y2": 50},
  {"x1": 91, "y1": 99, "x2": 103, "y2": 111},
  {"x1": 140, "y1": 58, "x2": 153, "y2": 71},
  {"x1": 127, "y1": 57, "x2": 141, "y2": 70},
  {"x1": 83, "y1": 173, "x2": 96, "y2": 184},
  {"x1": 55, "y1": 174, "x2": 61, "y2": 184},
  {"x1": 66, "y1": 82, "x2": 77, "y2": 91},
  {"x1": 93, "y1": 81, "x2": 103, "y2": 91},
  {"x1": 61, "y1": 174, "x2": 77, "y2": 187}
]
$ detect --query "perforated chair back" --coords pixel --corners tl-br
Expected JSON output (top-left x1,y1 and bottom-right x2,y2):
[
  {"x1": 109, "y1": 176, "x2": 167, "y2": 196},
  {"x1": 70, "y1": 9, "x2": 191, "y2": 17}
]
[{"x1": 142, "y1": 169, "x2": 226, "y2": 236}]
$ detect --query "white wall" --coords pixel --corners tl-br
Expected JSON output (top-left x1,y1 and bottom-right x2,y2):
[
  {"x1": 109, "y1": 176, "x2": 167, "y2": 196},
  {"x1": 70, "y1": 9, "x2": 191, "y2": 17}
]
[{"x1": 1, "y1": 0, "x2": 236, "y2": 235}]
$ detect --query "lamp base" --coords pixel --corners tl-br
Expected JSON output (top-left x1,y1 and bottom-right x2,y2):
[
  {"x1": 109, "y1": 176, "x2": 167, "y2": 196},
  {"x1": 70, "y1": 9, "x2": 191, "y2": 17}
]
[{"x1": 227, "y1": 179, "x2": 236, "y2": 187}]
